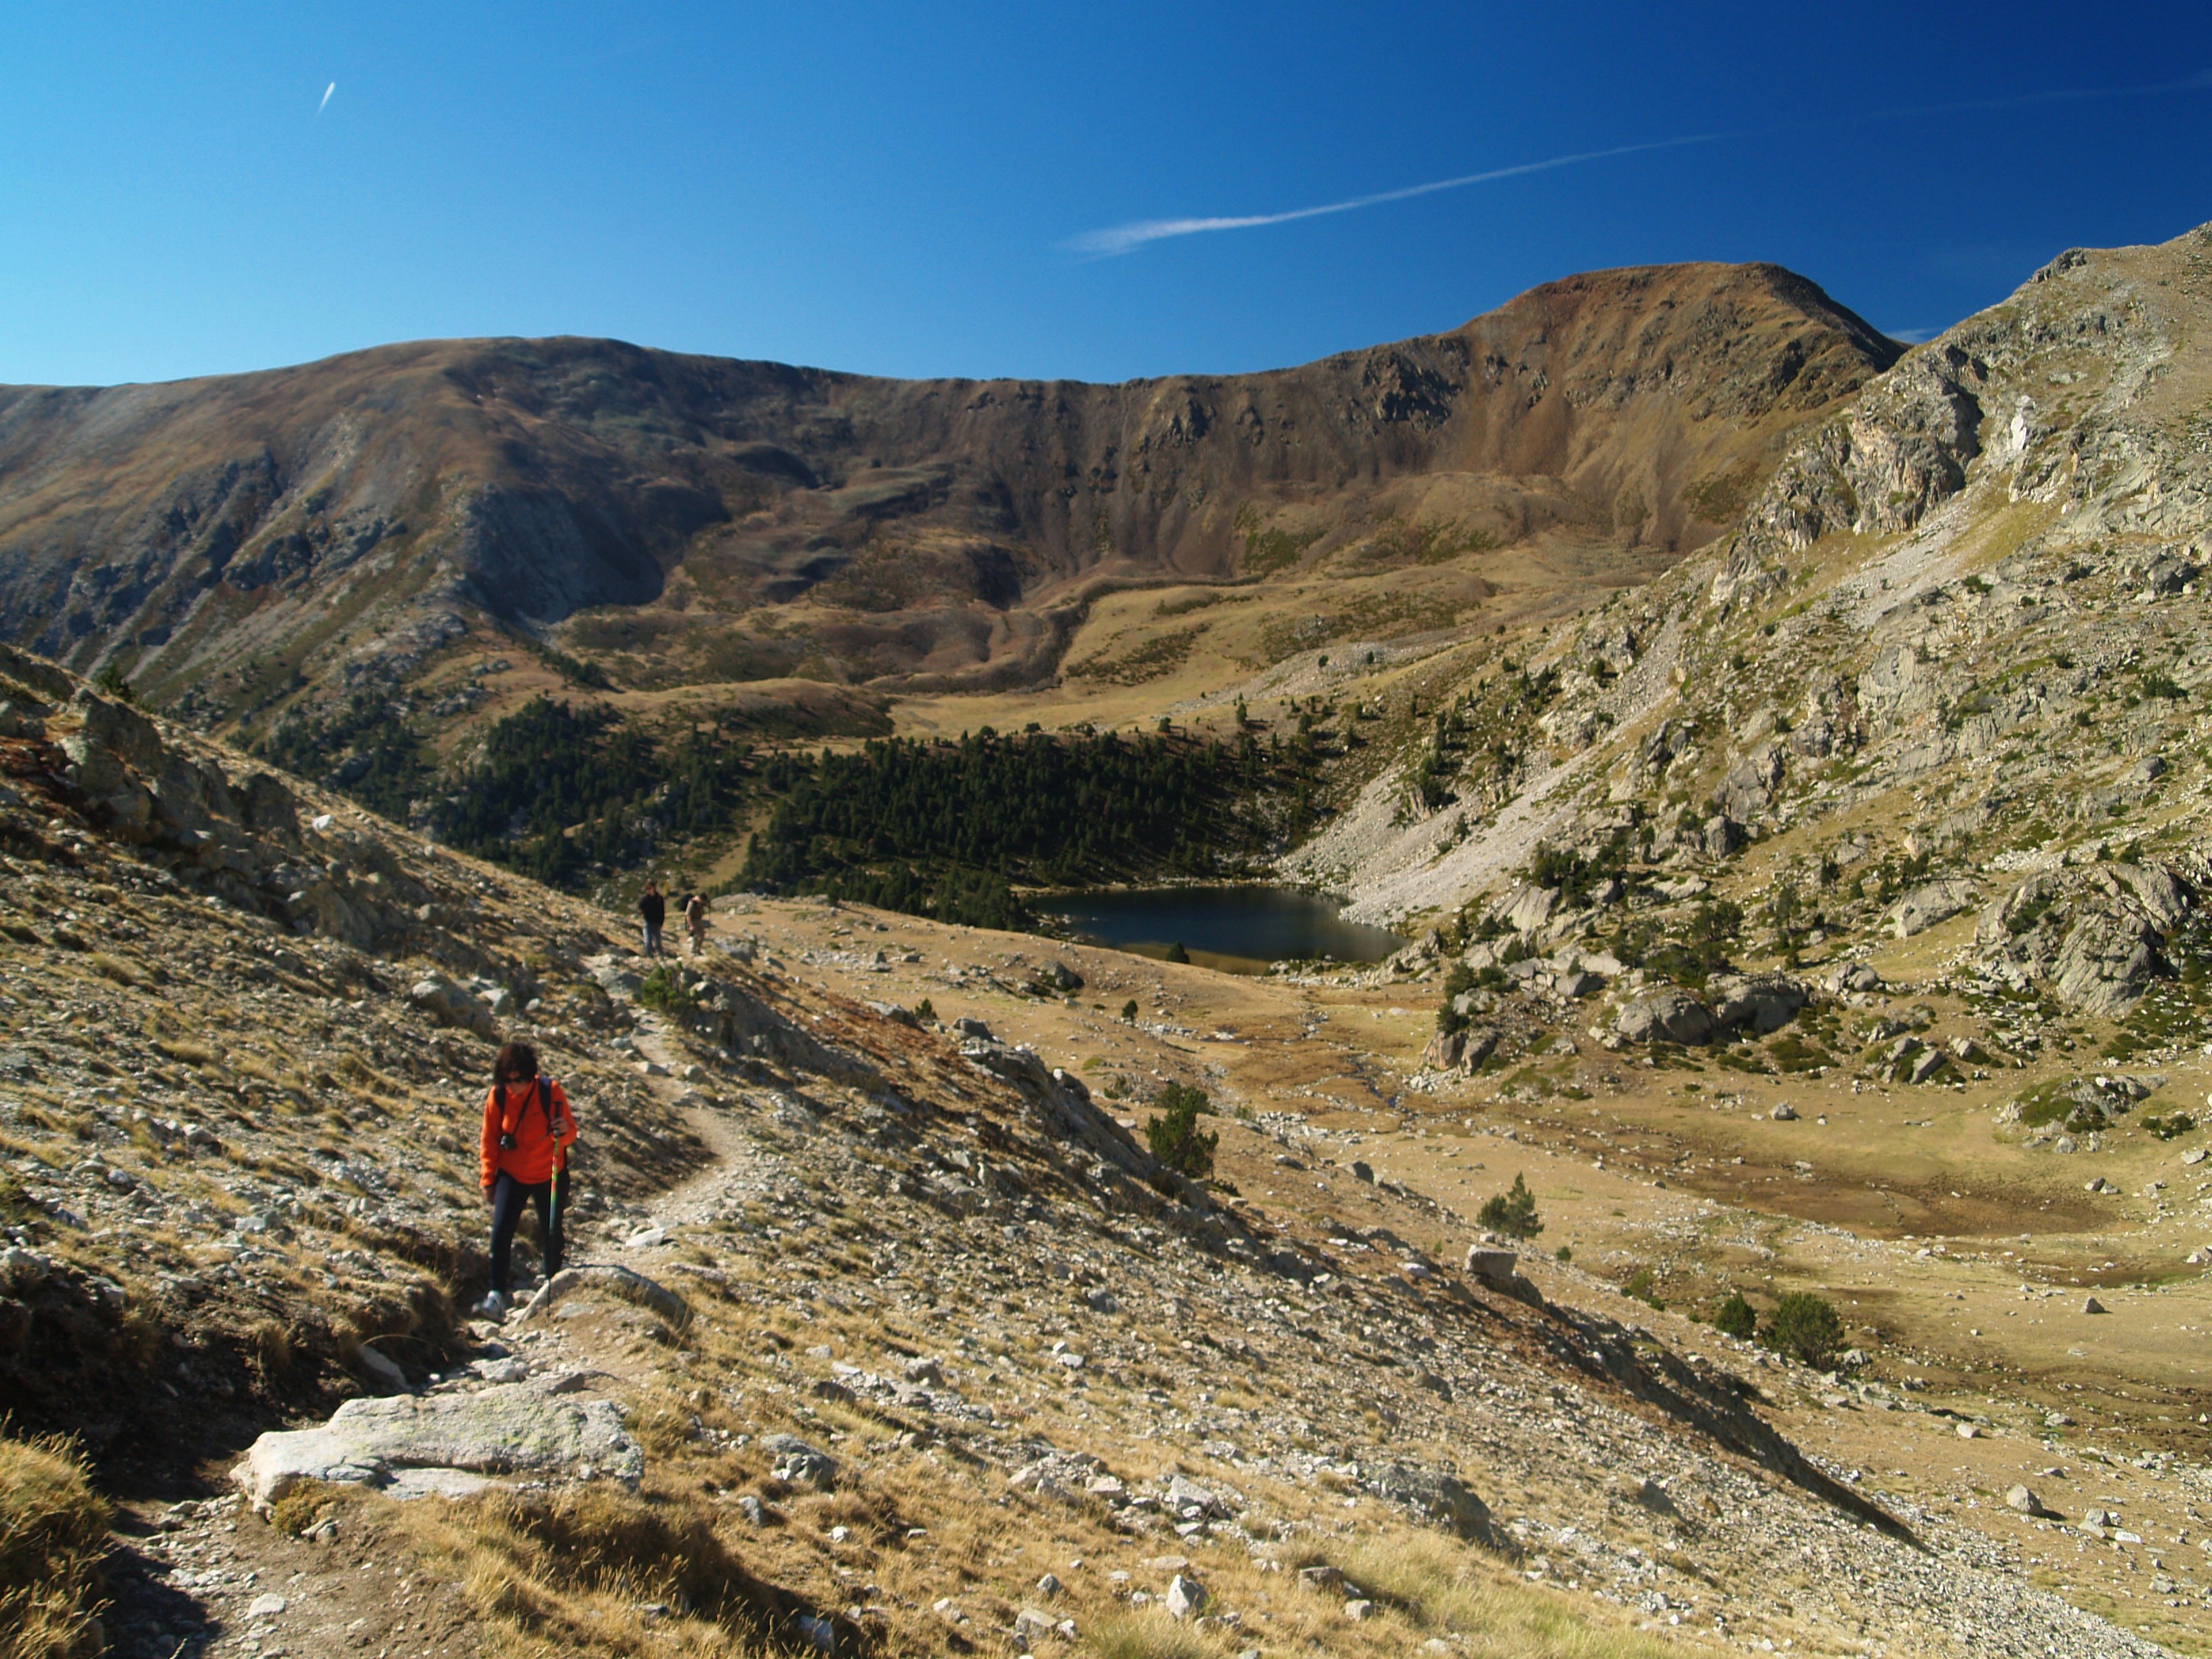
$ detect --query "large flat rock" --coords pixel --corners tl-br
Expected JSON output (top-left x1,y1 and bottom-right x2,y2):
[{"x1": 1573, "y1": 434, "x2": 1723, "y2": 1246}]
[{"x1": 232, "y1": 1378, "x2": 643, "y2": 1507}]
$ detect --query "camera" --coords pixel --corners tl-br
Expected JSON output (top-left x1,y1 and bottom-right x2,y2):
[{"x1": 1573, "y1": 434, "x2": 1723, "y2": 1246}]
[{"x1": 497, "y1": 1132, "x2": 517, "y2": 1151}]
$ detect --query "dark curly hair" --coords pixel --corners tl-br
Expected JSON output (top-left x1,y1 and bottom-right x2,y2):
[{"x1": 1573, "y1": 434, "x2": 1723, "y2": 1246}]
[{"x1": 493, "y1": 1042, "x2": 539, "y2": 1084}]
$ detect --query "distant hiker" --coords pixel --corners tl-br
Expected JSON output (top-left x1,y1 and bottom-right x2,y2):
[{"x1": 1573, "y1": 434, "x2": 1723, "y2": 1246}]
[
  {"x1": 477, "y1": 1040, "x2": 578, "y2": 1319},
  {"x1": 639, "y1": 880, "x2": 667, "y2": 958},
  {"x1": 684, "y1": 891, "x2": 710, "y2": 957}
]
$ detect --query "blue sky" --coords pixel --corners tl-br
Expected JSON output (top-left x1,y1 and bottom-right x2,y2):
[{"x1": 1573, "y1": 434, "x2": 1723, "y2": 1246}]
[{"x1": 3, "y1": 2, "x2": 2209, "y2": 388}]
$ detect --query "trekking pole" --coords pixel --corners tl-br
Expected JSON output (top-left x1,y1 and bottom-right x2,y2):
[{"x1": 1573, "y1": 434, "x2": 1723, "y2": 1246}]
[{"x1": 548, "y1": 1145, "x2": 565, "y2": 1267}]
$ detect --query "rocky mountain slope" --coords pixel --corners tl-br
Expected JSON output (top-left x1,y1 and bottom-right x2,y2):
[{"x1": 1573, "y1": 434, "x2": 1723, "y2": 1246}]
[
  {"x1": 0, "y1": 644, "x2": 2165, "y2": 1659},
  {"x1": 0, "y1": 264, "x2": 1893, "y2": 720},
  {"x1": 1289, "y1": 219, "x2": 2212, "y2": 982}
]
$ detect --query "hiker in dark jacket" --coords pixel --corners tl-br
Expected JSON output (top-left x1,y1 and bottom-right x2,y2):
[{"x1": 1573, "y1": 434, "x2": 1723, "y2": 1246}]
[
  {"x1": 476, "y1": 1040, "x2": 578, "y2": 1319},
  {"x1": 639, "y1": 880, "x2": 667, "y2": 957}
]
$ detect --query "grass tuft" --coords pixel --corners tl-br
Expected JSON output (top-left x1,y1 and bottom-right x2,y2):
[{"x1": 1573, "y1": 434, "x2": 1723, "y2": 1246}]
[{"x1": 0, "y1": 1431, "x2": 111, "y2": 1659}]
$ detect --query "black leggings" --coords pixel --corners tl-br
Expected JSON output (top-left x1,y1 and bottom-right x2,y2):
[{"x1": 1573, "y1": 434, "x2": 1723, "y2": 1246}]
[{"x1": 489, "y1": 1167, "x2": 569, "y2": 1296}]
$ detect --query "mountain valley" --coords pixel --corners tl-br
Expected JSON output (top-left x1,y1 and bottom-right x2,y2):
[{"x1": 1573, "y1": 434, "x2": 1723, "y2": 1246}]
[{"x1": 7, "y1": 219, "x2": 2212, "y2": 1659}]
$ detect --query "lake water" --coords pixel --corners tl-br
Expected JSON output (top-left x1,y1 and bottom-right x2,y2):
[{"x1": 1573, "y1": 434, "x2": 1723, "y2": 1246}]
[{"x1": 1039, "y1": 884, "x2": 1404, "y2": 974}]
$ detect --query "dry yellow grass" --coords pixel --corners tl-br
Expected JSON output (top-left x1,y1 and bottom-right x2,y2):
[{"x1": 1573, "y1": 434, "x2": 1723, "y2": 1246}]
[{"x1": 0, "y1": 1433, "x2": 110, "y2": 1659}]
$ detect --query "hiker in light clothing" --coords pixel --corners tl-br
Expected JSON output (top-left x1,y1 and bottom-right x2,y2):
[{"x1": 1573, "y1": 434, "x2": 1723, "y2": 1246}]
[{"x1": 684, "y1": 891, "x2": 710, "y2": 957}]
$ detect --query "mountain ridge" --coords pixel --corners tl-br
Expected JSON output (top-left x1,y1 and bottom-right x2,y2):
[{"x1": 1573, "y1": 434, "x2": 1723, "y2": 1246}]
[{"x1": 0, "y1": 260, "x2": 1896, "y2": 718}]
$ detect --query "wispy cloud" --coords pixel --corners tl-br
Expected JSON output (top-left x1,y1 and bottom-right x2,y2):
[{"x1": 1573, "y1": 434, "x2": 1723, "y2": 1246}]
[
  {"x1": 1067, "y1": 69, "x2": 2212, "y2": 259},
  {"x1": 1065, "y1": 134, "x2": 1725, "y2": 258},
  {"x1": 317, "y1": 81, "x2": 336, "y2": 117},
  {"x1": 1885, "y1": 327, "x2": 1943, "y2": 344}
]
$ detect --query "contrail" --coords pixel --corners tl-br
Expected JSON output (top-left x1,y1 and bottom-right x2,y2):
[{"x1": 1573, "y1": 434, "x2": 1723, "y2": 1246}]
[
  {"x1": 1065, "y1": 134, "x2": 1725, "y2": 257},
  {"x1": 1068, "y1": 70, "x2": 2212, "y2": 258},
  {"x1": 317, "y1": 81, "x2": 336, "y2": 116}
]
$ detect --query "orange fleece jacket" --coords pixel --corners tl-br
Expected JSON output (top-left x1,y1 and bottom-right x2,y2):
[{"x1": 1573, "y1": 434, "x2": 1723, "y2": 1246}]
[{"x1": 480, "y1": 1077, "x2": 578, "y2": 1189}]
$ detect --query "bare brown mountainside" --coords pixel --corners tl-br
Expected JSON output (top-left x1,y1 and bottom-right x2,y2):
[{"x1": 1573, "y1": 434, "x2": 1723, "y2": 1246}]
[{"x1": 0, "y1": 260, "x2": 1897, "y2": 714}]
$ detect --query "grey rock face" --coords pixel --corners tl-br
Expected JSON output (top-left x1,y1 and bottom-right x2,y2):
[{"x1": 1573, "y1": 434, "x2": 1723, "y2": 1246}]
[
  {"x1": 2051, "y1": 906, "x2": 2167, "y2": 1017},
  {"x1": 1495, "y1": 883, "x2": 1561, "y2": 934},
  {"x1": 1707, "y1": 974, "x2": 1808, "y2": 1035},
  {"x1": 1615, "y1": 990, "x2": 1717, "y2": 1046},
  {"x1": 409, "y1": 976, "x2": 499, "y2": 1038},
  {"x1": 1701, "y1": 814, "x2": 1745, "y2": 859},
  {"x1": 1887, "y1": 879, "x2": 1977, "y2": 939},
  {"x1": 1979, "y1": 863, "x2": 2189, "y2": 1015},
  {"x1": 231, "y1": 1379, "x2": 643, "y2": 1507}
]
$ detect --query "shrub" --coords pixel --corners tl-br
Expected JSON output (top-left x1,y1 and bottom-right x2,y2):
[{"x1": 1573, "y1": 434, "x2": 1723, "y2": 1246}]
[
  {"x1": 636, "y1": 966, "x2": 697, "y2": 1015},
  {"x1": 1765, "y1": 1292, "x2": 1847, "y2": 1370},
  {"x1": 0, "y1": 1432, "x2": 111, "y2": 1659},
  {"x1": 1121, "y1": 999, "x2": 1139, "y2": 1023},
  {"x1": 1437, "y1": 962, "x2": 1476, "y2": 1036},
  {"x1": 913, "y1": 998, "x2": 936, "y2": 1024},
  {"x1": 1146, "y1": 1084, "x2": 1217, "y2": 1180},
  {"x1": 1476, "y1": 1173, "x2": 1542, "y2": 1240},
  {"x1": 1621, "y1": 1266, "x2": 1662, "y2": 1309},
  {"x1": 2146, "y1": 1112, "x2": 2196, "y2": 1142},
  {"x1": 1164, "y1": 941, "x2": 1191, "y2": 964},
  {"x1": 91, "y1": 664, "x2": 141, "y2": 706},
  {"x1": 1713, "y1": 1290, "x2": 1757, "y2": 1340}
]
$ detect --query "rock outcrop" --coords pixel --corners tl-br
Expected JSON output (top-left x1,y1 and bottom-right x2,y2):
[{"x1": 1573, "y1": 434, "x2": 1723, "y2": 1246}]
[
  {"x1": 231, "y1": 1378, "x2": 644, "y2": 1507},
  {"x1": 1975, "y1": 864, "x2": 2191, "y2": 1015}
]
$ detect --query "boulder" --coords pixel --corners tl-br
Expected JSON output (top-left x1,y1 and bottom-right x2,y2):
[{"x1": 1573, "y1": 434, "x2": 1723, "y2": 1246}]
[
  {"x1": 1715, "y1": 746, "x2": 1782, "y2": 821},
  {"x1": 1464, "y1": 1244, "x2": 1517, "y2": 1286},
  {"x1": 1496, "y1": 884, "x2": 1560, "y2": 934},
  {"x1": 1700, "y1": 814, "x2": 1745, "y2": 860},
  {"x1": 409, "y1": 976, "x2": 499, "y2": 1038},
  {"x1": 953, "y1": 1017, "x2": 994, "y2": 1042},
  {"x1": 1707, "y1": 973, "x2": 1808, "y2": 1036},
  {"x1": 73, "y1": 689, "x2": 165, "y2": 774},
  {"x1": 1164, "y1": 1576, "x2": 1208, "y2": 1620},
  {"x1": 2051, "y1": 905, "x2": 2167, "y2": 1017},
  {"x1": 1042, "y1": 960, "x2": 1084, "y2": 991},
  {"x1": 761, "y1": 1433, "x2": 838, "y2": 1490},
  {"x1": 1361, "y1": 1462, "x2": 1495, "y2": 1544},
  {"x1": 231, "y1": 1379, "x2": 642, "y2": 1507},
  {"x1": 1977, "y1": 862, "x2": 2189, "y2": 1015},
  {"x1": 1827, "y1": 962, "x2": 1883, "y2": 994},
  {"x1": 516, "y1": 1263, "x2": 689, "y2": 1328},
  {"x1": 1887, "y1": 878, "x2": 1977, "y2": 939},
  {"x1": 1614, "y1": 991, "x2": 1716, "y2": 1046},
  {"x1": 1422, "y1": 1026, "x2": 1498, "y2": 1072}
]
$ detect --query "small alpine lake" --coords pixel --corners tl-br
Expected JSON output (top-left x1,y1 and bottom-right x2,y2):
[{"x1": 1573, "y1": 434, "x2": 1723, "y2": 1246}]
[{"x1": 1037, "y1": 884, "x2": 1404, "y2": 975}]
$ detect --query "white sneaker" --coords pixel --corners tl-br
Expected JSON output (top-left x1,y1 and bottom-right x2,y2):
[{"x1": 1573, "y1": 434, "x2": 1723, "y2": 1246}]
[{"x1": 477, "y1": 1290, "x2": 509, "y2": 1320}]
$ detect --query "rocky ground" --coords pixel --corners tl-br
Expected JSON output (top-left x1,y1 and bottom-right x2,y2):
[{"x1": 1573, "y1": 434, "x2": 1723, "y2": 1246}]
[{"x1": 5, "y1": 639, "x2": 2204, "y2": 1659}]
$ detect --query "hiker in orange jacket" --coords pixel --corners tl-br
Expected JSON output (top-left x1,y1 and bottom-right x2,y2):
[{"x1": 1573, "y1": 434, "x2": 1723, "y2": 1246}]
[{"x1": 476, "y1": 1040, "x2": 579, "y2": 1318}]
